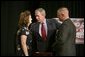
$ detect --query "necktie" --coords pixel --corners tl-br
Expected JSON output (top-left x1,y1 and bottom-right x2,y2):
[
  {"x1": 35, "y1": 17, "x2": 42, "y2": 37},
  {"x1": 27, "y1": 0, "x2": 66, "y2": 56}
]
[{"x1": 41, "y1": 23, "x2": 46, "y2": 41}]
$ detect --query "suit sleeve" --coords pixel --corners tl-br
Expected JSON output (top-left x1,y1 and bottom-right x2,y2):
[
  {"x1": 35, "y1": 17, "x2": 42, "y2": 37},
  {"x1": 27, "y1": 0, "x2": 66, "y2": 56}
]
[
  {"x1": 52, "y1": 23, "x2": 70, "y2": 54},
  {"x1": 52, "y1": 19, "x2": 61, "y2": 29},
  {"x1": 56, "y1": 23, "x2": 70, "y2": 45}
]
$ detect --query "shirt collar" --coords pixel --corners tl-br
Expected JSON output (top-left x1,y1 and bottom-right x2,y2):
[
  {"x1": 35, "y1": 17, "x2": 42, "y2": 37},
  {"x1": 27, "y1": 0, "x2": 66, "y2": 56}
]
[{"x1": 43, "y1": 19, "x2": 46, "y2": 24}]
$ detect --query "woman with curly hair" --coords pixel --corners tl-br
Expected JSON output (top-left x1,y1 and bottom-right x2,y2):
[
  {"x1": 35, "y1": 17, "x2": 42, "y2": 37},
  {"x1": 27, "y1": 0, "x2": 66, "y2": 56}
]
[{"x1": 16, "y1": 10, "x2": 32, "y2": 56}]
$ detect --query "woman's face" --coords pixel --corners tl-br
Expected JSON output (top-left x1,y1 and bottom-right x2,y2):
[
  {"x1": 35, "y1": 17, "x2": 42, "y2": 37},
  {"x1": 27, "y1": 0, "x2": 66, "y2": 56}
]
[
  {"x1": 25, "y1": 15, "x2": 32, "y2": 26},
  {"x1": 29, "y1": 15, "x2": 32, "y2": 24}
]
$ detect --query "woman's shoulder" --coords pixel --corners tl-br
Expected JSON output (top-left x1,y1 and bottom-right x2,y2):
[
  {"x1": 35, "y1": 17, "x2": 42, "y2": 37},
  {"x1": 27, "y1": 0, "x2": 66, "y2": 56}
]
[
  {"x1": 17, "y1": 29, "x2": 21, "y2": 36},
  {"x1": 21, "y1": 26, "x2": 27, "y2": 31},
  {"x1": 17, "y1": 26, "x2": 30, "y2": 36},
  {"x1": 21, "y1": 26, "x2": 30, "y2": 35}
]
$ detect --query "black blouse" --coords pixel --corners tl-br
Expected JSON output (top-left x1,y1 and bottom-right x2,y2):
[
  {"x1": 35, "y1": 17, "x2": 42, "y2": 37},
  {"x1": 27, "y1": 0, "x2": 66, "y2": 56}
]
[{"x1": 16, "y1": 26, "x2": 32, "y2": 55}]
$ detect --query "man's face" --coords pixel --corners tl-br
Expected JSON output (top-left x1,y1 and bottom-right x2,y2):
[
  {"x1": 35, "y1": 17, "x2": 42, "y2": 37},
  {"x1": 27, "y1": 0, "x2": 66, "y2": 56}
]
[
  {"x1": 35, "y1": 11, "x2": 44, "y2": 22},
  {"x1": 57, "y1": 12, "x2": 64, "y2": 21}
]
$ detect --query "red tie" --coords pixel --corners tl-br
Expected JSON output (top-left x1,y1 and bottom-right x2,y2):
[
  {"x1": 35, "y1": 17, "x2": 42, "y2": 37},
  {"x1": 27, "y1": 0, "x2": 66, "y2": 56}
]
[{"x1": 41, "y1": 23, "x2": 46, "y2": 41}]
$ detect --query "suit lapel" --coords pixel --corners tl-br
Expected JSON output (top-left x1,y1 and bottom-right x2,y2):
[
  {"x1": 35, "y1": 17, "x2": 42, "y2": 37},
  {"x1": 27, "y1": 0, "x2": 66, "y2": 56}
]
[
  {"x1": 46, "y1": 20, "x2": 51, "y2": 40},
  {"x1": 35, "y1": 22, "x2": 42, "y2": 39},
  {"x1": 36, "y1": 22, "x2": 39, "y2": 34}
]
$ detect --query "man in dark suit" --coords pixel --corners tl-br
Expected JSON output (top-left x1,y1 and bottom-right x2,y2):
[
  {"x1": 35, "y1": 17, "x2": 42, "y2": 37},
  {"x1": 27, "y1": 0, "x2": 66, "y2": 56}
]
[
  {"x1": 30, "y1": 8, "x2": 60, "y2": 56},
  {"x1": 52, "y1": 7, "x2": 76, "y2": 56}
]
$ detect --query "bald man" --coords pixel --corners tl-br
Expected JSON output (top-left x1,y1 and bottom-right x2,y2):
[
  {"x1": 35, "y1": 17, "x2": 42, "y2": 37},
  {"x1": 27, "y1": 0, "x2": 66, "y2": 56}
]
[{"x1": 53, "y1": 7, "x2": 76, "y2": 56}]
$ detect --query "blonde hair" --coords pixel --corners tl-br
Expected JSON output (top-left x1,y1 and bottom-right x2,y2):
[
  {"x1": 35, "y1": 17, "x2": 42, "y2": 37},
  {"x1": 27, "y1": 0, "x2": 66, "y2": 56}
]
[
  {"x1": 18, "y1": 10, "x2": 31, "y2": 28},
  {"x1": 35, "y1": 8, "x2": 46, "y2": 16}
]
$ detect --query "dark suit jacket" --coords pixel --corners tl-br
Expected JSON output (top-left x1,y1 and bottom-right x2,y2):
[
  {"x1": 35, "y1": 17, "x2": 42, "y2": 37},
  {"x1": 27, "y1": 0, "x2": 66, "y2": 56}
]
[
  {"x1": 53, "y1": 19, "x2": 76, "y2": 56},
  {"x1": 30, "y1": 19, "x2": 60, "y2": 53}
]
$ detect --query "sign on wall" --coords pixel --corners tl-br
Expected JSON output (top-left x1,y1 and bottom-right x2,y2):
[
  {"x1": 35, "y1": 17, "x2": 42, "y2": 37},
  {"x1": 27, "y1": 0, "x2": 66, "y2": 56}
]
[{"x1": 71, "y1": 18, "x2": 84, "y2": 44}]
